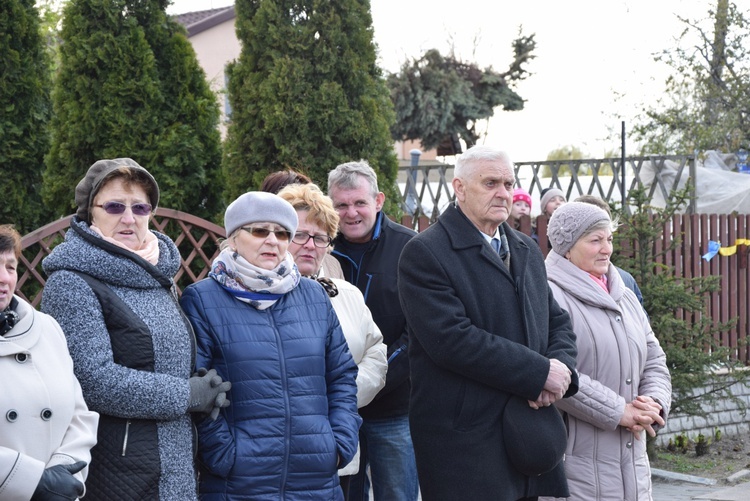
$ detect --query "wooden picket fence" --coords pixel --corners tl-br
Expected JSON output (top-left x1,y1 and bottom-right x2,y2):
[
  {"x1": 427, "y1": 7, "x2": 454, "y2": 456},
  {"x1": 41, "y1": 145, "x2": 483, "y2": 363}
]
[
  {"x1": 664, "y1": 213, "x2": 750, "y2": 363},
  {"x1": 401, "y1": 212, "x2": 750, "y2": 364}
]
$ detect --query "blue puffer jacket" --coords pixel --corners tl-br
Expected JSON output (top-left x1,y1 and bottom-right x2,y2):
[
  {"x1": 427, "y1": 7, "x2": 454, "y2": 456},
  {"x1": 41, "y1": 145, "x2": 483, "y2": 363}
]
[{"x1": 180, "y1": 277, "x2": 361, "y2": 500}]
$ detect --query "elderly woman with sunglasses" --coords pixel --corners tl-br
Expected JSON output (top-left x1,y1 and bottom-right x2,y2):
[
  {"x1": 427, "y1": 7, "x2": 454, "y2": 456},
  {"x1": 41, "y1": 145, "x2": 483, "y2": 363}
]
[
  {"x1": 277, "y1": 183, "x2": 387, "y2": 499},
  {"x1": 42, "y1": 158, "x2": 231, "y2": 501},
  {"x1": 180, "y1": 191, "x2": 361, "y2": 500}
]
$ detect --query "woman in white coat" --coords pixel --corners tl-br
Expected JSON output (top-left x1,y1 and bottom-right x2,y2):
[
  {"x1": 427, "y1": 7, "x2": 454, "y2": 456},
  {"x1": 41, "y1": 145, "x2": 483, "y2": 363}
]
[
  {"x1": 277, "y1": 183, "x2": 387, "y2": 500},
  {"x1": 542, "y1": 203, "x2": 672, "y2": 501},
  {"x1": 0, "y1": 224, "x2": 99, "y2": 500}
]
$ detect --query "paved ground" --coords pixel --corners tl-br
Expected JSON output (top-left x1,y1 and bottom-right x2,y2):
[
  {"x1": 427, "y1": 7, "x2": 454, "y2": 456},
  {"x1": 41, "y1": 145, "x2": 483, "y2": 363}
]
[
  {"x1": 653, "y1": 480, "x2": 750, "y2": 500},
  {"x1": 652, "y1": 469, "x2": 750, "y2": 501},
  {"x1": 372, "y1": 469, "x2": 750, "y2": 500}
]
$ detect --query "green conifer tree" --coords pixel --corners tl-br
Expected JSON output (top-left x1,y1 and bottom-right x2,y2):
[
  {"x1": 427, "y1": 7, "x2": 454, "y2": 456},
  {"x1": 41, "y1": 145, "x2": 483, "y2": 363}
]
[
  {"x1": 0, "y1": 0, "x2": 51, "y2": 233},
  {"x1": 612, "y1": 187, "x2": 745, "y2": 419},
  {"x1": 44, "y1": 0, "x2": 222, "y2": 220},
  {"x1": 129, "y1": 0, "x2": 223, "y2": 219},
  {"x1": 222, "y1": 0, "x2": 399, "y2": 211}
]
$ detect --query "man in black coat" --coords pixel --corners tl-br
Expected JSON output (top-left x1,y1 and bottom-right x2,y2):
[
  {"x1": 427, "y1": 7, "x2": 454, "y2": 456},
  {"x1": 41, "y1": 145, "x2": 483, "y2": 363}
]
[{"x1": 398, "y1": 145, "x2": 578, "y2": 501}]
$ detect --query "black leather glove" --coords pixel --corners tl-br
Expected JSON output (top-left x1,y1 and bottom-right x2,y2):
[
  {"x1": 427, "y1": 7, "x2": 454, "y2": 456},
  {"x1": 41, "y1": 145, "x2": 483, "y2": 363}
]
[
  {"x1": 188, "y1": 368, "x2": 232, "y2": 419},
  {"x1": 31, "y1": 461, "x2": 86, "y2": 501}
]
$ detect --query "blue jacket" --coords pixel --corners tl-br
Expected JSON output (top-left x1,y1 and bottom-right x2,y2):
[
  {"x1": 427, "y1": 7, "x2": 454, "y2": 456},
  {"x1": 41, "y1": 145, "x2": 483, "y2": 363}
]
[{"x1": 180, "y1": 277, "x2": 361, "y2": 500}]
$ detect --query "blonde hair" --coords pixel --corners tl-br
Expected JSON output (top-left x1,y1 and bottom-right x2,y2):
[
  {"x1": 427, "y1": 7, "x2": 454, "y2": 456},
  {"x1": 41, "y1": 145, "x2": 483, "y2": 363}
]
[{"x1": 277, "y1": 183, "x2": 339, "y2": 238}]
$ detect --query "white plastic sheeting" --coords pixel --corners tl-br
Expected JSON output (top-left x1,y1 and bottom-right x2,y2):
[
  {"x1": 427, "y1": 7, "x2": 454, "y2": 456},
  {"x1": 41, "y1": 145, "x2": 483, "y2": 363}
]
[{"x1": 640, "y1": 150, "x2": 750, "y2": 214}]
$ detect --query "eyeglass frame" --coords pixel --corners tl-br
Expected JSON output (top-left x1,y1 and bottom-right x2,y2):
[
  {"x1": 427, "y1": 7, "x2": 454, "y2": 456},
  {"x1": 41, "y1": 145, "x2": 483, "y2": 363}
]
[
  {"x1": 240, "y1": 226, "x2": 292, "y2": 241},
  {"x1": 291, "y1": 232, "x2": 333, "y2": 248},
  {"x1": 94, "y1": 201, "x2": 153, "y2": 216}
]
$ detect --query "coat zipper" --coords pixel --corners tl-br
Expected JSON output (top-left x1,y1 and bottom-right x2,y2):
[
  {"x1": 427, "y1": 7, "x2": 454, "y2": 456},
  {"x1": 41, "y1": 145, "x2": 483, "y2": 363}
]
[{"x1": 122, "y1": 419, "x2": 131, "y2": 456}]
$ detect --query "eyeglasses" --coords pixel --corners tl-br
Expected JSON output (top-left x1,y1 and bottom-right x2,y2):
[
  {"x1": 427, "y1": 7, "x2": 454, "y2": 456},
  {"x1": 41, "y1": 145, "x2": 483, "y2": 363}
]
[
  {"x1": 292, "y1": 232, "x2": 332, "y2": 248},
  {"x1": 94, "y1": 201, "x2": 153, "y2": 216},
  {"x1": 240, "y1": 226, "x2": 292, "y2": 241}
]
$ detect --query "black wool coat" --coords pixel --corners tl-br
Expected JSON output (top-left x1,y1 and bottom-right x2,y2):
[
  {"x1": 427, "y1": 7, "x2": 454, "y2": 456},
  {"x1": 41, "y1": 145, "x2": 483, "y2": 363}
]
[{"x1": 398, "y1": 205, "x2": 579, "y2": 501}]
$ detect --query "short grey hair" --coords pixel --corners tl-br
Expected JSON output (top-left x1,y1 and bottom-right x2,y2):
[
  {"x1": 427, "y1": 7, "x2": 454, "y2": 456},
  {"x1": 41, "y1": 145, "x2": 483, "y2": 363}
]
[
  {"x1": 328, "y1": 160, "x2": 379, "y2": 198},
  {"x1": 454, "y1": 145, "x2": 513, "y2": 180}
]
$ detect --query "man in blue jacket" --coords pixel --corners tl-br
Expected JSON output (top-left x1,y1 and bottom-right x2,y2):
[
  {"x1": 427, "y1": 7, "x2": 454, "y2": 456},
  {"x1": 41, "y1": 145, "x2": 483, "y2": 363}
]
[{"x1": 329, "y1": 160, "x2": 418, "y2": 501}]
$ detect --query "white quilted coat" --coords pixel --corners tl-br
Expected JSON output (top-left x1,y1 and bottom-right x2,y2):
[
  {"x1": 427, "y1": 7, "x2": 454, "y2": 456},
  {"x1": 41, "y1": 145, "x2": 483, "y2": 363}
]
[
  {"x1": 329, "y1": 278, "x2": 387, "y2": 476},
  {"x1": 0, "y1": 297, "x2": 99, "y2": 499}
]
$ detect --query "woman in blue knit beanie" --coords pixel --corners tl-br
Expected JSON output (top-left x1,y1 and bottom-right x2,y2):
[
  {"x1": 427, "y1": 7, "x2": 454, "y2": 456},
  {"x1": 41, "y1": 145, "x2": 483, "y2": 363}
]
[{"x1": 181, "y1": 191, "x2": 362, "y2": 500}]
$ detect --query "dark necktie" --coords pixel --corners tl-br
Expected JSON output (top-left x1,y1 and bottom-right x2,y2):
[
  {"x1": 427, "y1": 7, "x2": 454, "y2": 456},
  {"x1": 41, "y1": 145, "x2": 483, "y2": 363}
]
[{"x1": 492, "y1": 236, "x2": 510, "y2": 268}]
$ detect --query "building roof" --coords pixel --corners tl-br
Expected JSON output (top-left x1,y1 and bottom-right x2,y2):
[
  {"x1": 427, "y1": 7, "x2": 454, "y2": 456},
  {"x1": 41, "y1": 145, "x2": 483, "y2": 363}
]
[{"x1": 172, "y1": 6, "x2": 236, "y2": 37}]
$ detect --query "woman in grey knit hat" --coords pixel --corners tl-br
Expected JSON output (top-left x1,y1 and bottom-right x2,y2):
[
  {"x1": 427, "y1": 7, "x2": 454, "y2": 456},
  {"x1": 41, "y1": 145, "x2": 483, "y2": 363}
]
[
  {"x1": 541, "y1": 202, "x2": 672, "y2": 501},
  {"x1": 180, "y1": 191, "x2": 361, "y2": 500},
  {"x1": 41, "y1": 158, "x2": 230, "y2": 500}
]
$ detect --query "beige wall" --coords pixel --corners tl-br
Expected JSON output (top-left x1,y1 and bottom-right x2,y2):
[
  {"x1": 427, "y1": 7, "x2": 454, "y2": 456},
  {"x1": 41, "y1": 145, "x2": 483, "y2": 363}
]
[
  {"x1": 394, "y1": 139, "x2": 438, "y2": 161},
  {"x1": 188, "y1": 19, "x2": 241, "y2": 136}
]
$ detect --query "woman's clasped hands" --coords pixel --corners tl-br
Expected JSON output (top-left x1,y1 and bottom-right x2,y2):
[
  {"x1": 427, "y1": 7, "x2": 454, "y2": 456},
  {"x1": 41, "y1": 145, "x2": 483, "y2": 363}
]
[{"x1": 620, "y1": 395, "x2": 665, "y2": 439}]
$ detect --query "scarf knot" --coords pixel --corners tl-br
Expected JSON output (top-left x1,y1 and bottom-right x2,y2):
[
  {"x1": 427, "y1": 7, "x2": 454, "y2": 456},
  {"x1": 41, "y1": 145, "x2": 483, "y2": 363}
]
[{"x1": 210, "y1": 248, "x2": 300, "y2": 310}]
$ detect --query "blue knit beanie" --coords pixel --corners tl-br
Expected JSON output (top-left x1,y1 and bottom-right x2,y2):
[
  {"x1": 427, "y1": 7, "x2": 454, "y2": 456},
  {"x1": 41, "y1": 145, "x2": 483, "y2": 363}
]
[{"x1": 224, "y1": 192, "x2": 299, "y2": 236}]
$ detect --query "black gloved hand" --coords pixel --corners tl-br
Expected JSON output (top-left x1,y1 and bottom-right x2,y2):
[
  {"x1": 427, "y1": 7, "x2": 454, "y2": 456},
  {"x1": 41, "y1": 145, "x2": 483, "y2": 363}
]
[
  {"x1": 31, "y1": 461, "x2": 86, "y2": 501},
  {"x1": 188, "y1": 368, "x2": 232, "y2": 419}
]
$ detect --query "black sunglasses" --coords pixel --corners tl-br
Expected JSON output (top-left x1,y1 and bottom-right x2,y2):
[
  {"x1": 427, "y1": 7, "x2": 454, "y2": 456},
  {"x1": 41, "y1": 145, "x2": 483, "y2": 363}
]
[
  {"x1": 95, "y1": 201, "x2": 153, "y2": 216},
  {"x1": 292, "y1": 232, "x2": 332, "y2": 248},
  {"x1": 241, "y1": 226, "x2": 292, "y2": 241}
]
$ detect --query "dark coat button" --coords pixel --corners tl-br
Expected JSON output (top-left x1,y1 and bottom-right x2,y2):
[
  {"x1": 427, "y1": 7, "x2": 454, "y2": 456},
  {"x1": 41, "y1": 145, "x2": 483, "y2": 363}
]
[
  {"x1": 41, "y1": 409, "x2": 53, "y2": 420},
  {"x1": 6, "y1": 410, "x2": 18, "y2": 422},
  {"x1": 15, "y1": 353, "x2": 27, "y2": 363}
]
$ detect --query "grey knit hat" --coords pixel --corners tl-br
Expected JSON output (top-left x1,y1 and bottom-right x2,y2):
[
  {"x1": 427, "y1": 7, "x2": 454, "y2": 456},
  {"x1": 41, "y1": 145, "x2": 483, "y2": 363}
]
[
  {"x1": 75, "y1": 158, "x2": 159, "y2": 223},
  {"x1": 540, "y1": 188, "x2": 565, "y2": 215},
  {"x1": 547, "y1": 202, "x2": 610, "y2": 257},
  {"x1": 224, "y1": 191, "x2": 299, "y2": 236}
]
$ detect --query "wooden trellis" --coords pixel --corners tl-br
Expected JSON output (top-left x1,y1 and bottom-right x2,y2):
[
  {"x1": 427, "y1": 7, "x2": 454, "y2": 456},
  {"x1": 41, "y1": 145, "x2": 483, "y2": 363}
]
[{"x1": 18, "y1": 209, "x2": 226, "y2": 307}]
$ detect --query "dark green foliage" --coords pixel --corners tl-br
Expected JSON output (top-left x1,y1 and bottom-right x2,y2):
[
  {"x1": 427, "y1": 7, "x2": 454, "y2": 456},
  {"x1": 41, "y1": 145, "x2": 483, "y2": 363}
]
[
  {"x1": 44, "y1": 0, "x2": 222, "y2": 221},
  {"x1": 38, "y1": 0, "x2": 63, "y2": 82},
  {"x1": 387, "y1": 34, "x2": 536, "y2": 150},
  {"x1": 128, "y1": 0, "x2": 223, "y2": 219},
  {"x1": 612, "y1": 187, "x2": 746, "y2": 417},
  {"x1": 0, "y1": 0, "x2": 51, "y2": 233},
  {"x1": 222, "y1": 0, "x2": 399, "y2": 213}
]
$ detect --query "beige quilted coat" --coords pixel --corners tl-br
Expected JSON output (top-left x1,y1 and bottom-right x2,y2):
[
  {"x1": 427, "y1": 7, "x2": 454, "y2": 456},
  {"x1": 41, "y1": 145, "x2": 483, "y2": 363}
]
[{"x1": 542, "y1": 252, "x2": 672, "y2": 501}]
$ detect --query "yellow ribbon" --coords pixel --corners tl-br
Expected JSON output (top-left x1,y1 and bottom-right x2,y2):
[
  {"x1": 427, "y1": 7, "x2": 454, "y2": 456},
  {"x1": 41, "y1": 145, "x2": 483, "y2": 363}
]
[{"x1": 718, "y1": 238, "x2": 750, "y2": 256}]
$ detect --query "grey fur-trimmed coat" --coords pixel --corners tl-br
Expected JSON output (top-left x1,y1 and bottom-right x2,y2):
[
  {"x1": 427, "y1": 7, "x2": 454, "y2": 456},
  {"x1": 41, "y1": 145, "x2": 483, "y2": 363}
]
[{"x1": 41, "y1": 219, "x2": 197, "y2": 501}]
